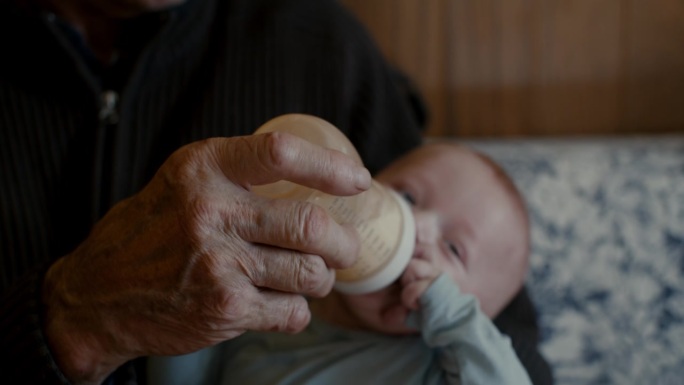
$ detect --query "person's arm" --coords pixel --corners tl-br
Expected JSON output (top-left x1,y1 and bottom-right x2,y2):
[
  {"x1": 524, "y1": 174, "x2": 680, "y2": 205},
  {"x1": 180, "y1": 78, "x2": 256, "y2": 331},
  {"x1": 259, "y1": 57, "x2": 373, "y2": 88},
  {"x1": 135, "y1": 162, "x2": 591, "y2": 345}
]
[
  {"x1": 494, "y1": 287, "x2": 555, "y2": 385},
  {"x1": 1, "y1": 1, "x2": 422, "y2": 383},
  {"x1": 1, "y1": 269, "x2": 72, "y2": 385},
  {"x1": 1, "y1": 133, "x2": 368, "y2": 385},
  {"x1": 406, "y1": 274, "x2": 532, "y2": 385}
]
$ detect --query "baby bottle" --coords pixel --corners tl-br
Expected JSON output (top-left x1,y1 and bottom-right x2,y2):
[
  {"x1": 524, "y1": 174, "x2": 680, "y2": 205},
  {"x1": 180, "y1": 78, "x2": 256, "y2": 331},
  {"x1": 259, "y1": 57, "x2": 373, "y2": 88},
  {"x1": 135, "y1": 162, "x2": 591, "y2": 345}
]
[{"x1": 251, "y1": 114, "x2": 416, "y2": 294}]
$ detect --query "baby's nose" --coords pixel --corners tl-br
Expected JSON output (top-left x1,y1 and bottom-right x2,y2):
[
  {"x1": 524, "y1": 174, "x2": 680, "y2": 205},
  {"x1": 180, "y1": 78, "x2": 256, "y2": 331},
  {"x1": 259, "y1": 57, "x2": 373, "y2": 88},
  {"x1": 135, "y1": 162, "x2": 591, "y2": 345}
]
[{"x1": 413, "y1": 210, "x2": 441, "y2": 246}]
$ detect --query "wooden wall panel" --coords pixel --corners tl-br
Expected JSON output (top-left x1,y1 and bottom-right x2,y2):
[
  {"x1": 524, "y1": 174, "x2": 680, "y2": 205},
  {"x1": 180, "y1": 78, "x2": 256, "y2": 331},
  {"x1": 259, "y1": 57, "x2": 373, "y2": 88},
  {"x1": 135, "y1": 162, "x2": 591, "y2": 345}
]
[
  {"x1": 341, "y1": 0, "x2": 684, "y2": 137},
  {"x1": 624, "y1": 0, "x2": 684, "y2": 132},
  {"x1": 533, "y1": 0, "x2": 622, "y2": 135}
]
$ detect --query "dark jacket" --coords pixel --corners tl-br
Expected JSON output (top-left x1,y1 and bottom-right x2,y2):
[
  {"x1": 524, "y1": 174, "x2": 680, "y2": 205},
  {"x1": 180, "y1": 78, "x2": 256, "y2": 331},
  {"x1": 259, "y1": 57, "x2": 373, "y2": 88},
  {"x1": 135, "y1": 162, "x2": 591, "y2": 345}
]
[{"x1": 0, "y1": 0, "x2": 423, "y2": 383}]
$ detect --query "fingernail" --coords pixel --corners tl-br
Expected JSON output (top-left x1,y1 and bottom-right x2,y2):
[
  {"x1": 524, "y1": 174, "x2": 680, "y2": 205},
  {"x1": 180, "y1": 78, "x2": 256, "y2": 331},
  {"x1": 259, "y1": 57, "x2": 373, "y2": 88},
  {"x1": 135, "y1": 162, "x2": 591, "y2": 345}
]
[{"x1": 354, "y1": 167, "x2": 371, "y2": 191}]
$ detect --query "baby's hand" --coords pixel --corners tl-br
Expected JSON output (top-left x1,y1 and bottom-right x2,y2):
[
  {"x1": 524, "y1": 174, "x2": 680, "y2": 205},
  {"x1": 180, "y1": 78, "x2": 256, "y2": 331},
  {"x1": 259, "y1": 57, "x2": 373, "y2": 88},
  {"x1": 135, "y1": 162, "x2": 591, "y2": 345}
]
[{"x1": 400, "y1": 256, "x2": 441, "y2": 311}]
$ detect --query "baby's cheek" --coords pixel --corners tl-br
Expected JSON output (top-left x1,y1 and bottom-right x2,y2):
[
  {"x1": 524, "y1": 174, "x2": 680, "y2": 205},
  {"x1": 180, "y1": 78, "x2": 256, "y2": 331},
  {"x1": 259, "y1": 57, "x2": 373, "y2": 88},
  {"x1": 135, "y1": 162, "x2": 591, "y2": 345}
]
[{"x1": 445, "y1": 263, "x2": 470, "y2": 292}]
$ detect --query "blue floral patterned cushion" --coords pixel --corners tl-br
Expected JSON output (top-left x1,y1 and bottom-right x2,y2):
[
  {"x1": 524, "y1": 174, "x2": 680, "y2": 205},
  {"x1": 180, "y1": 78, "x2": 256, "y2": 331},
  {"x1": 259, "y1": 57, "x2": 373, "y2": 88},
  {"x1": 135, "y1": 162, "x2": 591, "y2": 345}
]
[{"x1": 467, "y1": 137, "x2": 684, "y2": 385}]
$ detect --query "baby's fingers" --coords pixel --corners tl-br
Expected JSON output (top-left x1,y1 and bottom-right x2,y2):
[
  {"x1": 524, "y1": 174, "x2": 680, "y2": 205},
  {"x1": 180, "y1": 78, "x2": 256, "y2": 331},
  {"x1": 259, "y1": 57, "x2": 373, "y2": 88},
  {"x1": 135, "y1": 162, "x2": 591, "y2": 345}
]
[
  {"x1": 400, "y1": 259, "x2": 441, "y2": 310},
  {"x1": 401, "y1": 280, "x2": 433, "y2": 310},
  {"x1": 401, "y1": 258, "x2": 439, "y2": 286}
]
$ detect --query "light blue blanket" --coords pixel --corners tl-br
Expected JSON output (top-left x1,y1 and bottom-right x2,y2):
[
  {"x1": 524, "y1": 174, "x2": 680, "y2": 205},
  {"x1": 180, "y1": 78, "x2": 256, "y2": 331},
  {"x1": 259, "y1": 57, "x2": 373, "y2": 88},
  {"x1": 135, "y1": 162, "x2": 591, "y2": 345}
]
[{"x1": 468, "y1": 136, "x2": 684, "y2": 385}]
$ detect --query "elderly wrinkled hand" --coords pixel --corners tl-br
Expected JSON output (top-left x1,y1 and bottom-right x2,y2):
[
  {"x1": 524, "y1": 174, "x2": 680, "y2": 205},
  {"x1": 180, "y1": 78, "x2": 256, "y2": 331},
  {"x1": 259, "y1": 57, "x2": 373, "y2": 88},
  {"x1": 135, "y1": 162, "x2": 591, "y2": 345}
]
[{"x1": 41, "y1": 132, "x2": 370, "y2": 384}]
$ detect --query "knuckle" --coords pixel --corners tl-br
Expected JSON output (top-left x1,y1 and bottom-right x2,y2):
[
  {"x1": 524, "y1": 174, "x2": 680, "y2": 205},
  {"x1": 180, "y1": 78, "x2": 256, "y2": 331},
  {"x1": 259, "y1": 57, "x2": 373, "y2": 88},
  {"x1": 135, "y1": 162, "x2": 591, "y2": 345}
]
[
  {"x1": 278, "y1": 301, "x2": 310, "y2": 333},
  {"x1": 166, "y1": 141, "x2": 207, "y2": 179},
  {"x1": 212, "y1": 288, "x2": 250, "y2": 323},
  {"x1": 294, "y1": 203, "x2": 328, "y2": 246},
  {"x1": 294, "y1": 255, "x2": 328, "y2": 295},
  {"x1": 262, "y1": 132, "x2": 296, "y2": 170}
]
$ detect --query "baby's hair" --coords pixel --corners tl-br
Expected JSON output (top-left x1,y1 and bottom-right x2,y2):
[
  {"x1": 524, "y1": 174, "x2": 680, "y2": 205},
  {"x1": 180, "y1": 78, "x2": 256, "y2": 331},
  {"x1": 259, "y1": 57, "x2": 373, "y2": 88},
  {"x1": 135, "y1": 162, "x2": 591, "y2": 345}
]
[
  {"x1": 425, "y1": 142, "x2": 531, "y2": 264},
  {"x1": 471, "y1": 148, "x2": 531, "y2": 283},
  {"x1": 473, "y1": 151, "x2": 529, "y2": 232}
]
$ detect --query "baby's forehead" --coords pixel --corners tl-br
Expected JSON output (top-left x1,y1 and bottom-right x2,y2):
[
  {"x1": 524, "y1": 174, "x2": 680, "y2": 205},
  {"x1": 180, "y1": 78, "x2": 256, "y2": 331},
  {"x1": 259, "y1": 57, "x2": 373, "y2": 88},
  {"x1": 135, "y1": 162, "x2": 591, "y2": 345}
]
[
  {"x1": 411, "y1": 142, "x2": 468, "y2": 161},
  {"x1": 409, "y1": 143, "x2": 485, "y2": 172},
  {"x1": 419, "y1": 145, "x2": 523, "y2": 212},
  {"x1": 383, "y1": 143, "x2": 500, "y2": 193}
]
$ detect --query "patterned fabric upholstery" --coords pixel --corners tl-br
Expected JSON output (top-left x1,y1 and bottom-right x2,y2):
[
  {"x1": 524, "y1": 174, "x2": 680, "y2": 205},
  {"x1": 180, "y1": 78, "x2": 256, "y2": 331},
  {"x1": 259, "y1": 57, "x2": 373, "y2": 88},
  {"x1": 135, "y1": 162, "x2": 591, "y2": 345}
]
[{"x1": 467, "y1": 136, "x2": 684, "y2": 385}]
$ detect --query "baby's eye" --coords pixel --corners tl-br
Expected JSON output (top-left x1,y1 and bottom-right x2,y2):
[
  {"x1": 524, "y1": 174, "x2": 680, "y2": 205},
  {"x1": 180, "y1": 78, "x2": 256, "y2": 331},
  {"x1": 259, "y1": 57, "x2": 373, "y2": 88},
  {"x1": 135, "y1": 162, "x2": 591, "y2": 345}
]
[
  {"x1": 400, "y1": 191, "x2": 416, "y2": 206},
  {"x1": 446, "y1": 241, "x2": 461, "y2": 260}
]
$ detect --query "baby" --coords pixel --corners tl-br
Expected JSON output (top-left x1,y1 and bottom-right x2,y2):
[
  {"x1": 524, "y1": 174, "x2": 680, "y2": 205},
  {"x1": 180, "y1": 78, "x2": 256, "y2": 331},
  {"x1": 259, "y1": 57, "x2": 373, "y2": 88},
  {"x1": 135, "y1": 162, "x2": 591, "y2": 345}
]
[{"x1": 148, "y1": 142, "x2": 532, "y2": 385}]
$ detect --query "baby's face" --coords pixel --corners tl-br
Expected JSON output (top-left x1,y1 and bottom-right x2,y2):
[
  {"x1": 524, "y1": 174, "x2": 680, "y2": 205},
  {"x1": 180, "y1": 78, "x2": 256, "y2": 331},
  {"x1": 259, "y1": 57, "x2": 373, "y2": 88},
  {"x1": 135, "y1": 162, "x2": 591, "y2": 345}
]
[{"x1": 338, "y1": 144, "x2": 528, "y2": 334}]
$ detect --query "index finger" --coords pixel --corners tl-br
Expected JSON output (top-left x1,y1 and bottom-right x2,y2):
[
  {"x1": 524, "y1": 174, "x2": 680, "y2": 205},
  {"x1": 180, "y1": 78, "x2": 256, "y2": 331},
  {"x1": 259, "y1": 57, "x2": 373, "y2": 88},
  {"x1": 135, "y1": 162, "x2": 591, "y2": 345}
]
[{"x1": 216, "y1": 132, "x2": 371, "y2": 196}]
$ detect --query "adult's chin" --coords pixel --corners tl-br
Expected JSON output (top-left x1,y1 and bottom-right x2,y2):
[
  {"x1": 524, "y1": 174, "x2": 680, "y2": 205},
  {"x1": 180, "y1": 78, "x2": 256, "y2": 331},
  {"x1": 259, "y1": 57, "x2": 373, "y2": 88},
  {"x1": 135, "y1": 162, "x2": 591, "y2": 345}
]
[
  {"x1": 86, "y1": 0, "x2": 187, "y2": 18},
  {"x1": 131, "y1": 0, "x2": 187, "y2": 11}
]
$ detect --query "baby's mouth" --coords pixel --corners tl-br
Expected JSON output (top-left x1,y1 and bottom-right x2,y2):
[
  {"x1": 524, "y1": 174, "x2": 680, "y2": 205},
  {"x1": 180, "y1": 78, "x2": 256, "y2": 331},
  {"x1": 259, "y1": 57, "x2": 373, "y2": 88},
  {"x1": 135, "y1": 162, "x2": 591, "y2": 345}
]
[
  {"x1": 383, "y1": 280, "x2": 405, "y2": 306},
  {"x1": 385, "y1": 278, "x2": 403, "y2": 296}
]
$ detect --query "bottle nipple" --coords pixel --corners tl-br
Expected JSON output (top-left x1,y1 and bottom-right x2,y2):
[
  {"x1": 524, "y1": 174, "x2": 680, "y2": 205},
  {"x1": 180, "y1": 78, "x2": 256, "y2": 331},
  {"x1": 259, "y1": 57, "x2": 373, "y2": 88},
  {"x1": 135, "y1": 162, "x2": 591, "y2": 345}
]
[{"x1": 251, "y1": 114, "x2": 416, "y2": 294}]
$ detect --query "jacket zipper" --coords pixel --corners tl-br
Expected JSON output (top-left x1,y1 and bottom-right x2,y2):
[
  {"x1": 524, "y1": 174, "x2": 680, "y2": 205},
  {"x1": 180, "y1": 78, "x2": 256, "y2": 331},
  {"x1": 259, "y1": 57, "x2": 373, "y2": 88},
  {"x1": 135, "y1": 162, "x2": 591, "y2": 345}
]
[
  {"x1": 92, "y1": 90, "x2": 120, "y2": 220},
  {"x1": 99, "y1": 90, "x2": 120, "y2": 126}
]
